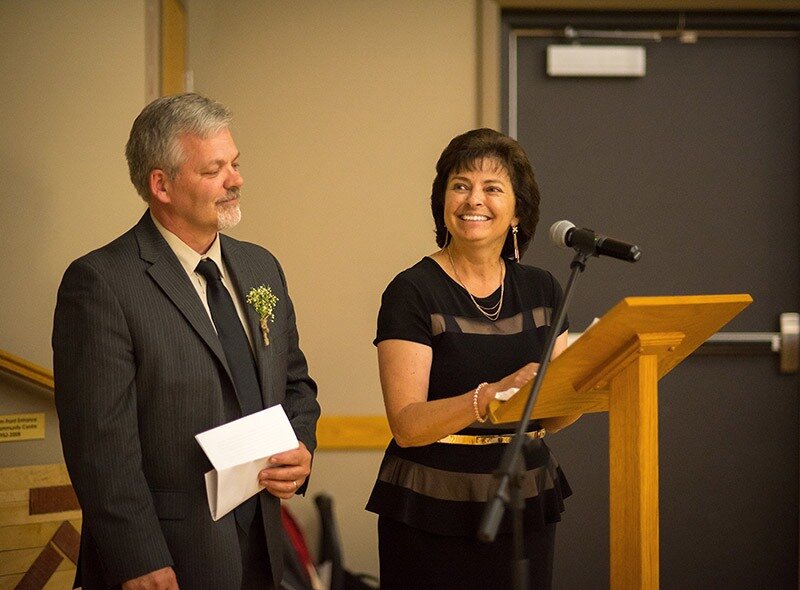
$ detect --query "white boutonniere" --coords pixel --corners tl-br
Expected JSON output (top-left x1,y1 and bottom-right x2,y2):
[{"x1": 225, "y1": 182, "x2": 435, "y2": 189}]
[{"x1": 246, "y1": 285, "x2": 279, "y2": 346}]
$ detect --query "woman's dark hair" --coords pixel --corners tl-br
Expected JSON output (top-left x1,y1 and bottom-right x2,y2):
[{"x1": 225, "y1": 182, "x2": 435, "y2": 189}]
[{"x1": 430, "y1": 128, "x2": 540, "y2": 260}]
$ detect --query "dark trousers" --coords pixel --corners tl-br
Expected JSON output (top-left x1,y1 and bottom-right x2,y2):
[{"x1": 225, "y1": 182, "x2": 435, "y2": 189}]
[
  {"x1": 378, "y1": 516, "x2": 556, "y2": 590},
  {"x1": 238, "y1": 501, "x2": 275, "y2": 590}
]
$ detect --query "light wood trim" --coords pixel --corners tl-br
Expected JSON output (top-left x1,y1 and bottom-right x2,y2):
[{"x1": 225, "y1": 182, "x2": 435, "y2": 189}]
[
  {"x1": 316, "y1": 415, "x2": 392, "y2": 450},
  {"x1": 0, "y1": 350, "x2": 53, "y2": 390},
  {"x1": 144, "y1": 0, "x2": 160, "y2": 103},
  {"x1": 161, "y1": 0, "x2": 187, "y2": 95},
  {"x1": 1, "y1": 349, "x2": 391, "y2": 450},
  {"x1": 478, "y1": 0, "x2": 502, "y2": 129}
]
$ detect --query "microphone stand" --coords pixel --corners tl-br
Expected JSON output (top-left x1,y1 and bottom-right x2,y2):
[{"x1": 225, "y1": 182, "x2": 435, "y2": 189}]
[{"x1": 477, "y1": 249, "x2": 592, "y2": 590}]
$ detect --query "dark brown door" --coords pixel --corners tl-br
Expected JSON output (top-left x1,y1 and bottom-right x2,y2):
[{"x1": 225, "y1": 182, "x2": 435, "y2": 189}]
[{"x1": 507, "y1": 12, "x2": 799, "y2": 589}]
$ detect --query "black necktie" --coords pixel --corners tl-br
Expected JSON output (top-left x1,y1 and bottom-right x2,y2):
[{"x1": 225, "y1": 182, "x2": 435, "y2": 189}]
[{"x1": 196, "y1": 258, "x2": 261, "y2": 532}]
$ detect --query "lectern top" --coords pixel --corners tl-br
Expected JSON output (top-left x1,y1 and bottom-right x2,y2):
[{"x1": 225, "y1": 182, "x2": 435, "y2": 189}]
[{"x1": 487, "y1": 294, "x2": 752, "y2": 423}]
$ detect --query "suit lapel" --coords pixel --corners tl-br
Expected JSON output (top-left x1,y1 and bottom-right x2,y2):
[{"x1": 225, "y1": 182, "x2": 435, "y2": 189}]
[
  {"x1": 220, "y1": 236, "x2": 276, "y2": 408},
  {"x1": 134, "y1": 213, "x2": 234, "y2": 385}
]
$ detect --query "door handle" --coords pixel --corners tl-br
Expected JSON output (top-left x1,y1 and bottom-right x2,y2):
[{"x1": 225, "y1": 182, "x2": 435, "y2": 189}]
[
  {"x1": 694, "y1": 312, "x2": 798, "y2": 374},
  {"x1": 567, "y1": 312, "x2": 799, "y2": 374}
]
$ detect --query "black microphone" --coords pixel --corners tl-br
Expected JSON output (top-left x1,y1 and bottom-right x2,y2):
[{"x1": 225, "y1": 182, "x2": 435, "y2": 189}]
[{"x1": 550, "y1": 220, "x2": 641, "y2": 262}]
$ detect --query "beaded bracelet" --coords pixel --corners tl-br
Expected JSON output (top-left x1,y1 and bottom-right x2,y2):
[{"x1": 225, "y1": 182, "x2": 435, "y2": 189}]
[{"x1": 472, "y1": 382, "x2": 489, "y2": 423}]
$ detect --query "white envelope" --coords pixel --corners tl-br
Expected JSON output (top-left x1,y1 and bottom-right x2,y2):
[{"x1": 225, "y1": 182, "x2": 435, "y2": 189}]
[
  {"x1": 195, "y1": 405, "x2": 299, "y2": 521},
  {"x1": 494, "y1": 386, "x2": 520, "y2": 401}
]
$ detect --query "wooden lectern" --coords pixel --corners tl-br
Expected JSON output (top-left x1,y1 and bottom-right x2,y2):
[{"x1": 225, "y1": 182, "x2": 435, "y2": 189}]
[{"x1": 487, "y1": 294, "x2": 752, "y2": 589}]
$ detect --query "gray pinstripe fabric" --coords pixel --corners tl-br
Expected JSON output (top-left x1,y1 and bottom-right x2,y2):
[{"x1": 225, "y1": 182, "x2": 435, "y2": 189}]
[{"x1": 53, "y1": 212, "x2": 319, "y2": 589}]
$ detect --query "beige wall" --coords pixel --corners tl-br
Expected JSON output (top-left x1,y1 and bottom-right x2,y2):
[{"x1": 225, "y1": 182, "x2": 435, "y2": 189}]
[
  {"x1": 0, "y1": 1, "x2": 148, "y2": 466},
  {"x1": 187, "y1": 0, "x2": 478, "y2": 575},
  {"x1": 0, "y1": 1, "x2": 148, "y2": 367},
  {"x1": 1, "y1": 0, "x2": 480, "y2": 577}
]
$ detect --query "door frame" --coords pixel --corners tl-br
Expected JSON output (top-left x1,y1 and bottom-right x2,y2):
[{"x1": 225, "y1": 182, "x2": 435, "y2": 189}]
[{"x1": 477, "y1": 0, "x2": 800, "y2": 131}]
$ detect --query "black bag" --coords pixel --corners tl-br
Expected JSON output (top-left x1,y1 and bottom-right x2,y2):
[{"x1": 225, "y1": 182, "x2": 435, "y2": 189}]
[{"x1": 343, "y1": 571, "x2": 379, "y2": 590}]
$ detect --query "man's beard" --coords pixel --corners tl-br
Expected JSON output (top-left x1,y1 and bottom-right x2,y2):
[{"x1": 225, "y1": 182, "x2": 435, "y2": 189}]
[{"x1": 217, "y1": 188, "x2": 242, "y2": 230}]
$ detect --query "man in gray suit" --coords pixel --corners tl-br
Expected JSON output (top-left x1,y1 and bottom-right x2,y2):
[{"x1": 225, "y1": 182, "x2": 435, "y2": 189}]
[{"x1": 53, "y1": 93, "x2": 320, "y2": 589}]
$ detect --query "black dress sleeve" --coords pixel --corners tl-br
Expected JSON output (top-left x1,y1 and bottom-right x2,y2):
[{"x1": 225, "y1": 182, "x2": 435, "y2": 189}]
[{"x1": 374, "y1": 273, "x2": 432, "y2": 347}]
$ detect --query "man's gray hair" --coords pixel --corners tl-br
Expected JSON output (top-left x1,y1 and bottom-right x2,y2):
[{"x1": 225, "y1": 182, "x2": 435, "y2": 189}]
[{"x1": 125, "y1": 93, "x2": 232, "y2": 202}]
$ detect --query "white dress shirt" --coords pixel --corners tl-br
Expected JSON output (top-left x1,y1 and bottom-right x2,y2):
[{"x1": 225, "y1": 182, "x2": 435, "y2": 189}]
[{"x1": 150, "y1": 212, "x2": 255, "y2": 352}]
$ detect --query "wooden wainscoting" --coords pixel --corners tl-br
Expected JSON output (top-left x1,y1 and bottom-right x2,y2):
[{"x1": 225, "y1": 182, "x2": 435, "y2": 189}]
[{"x1": 0, "y1": 464, "x2": 81, "y2": 590}]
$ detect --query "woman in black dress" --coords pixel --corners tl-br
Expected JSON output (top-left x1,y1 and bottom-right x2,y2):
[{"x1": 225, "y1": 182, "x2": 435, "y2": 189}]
[{"x1": 366, "y1": 128, "x2": 581, "y2": 589}]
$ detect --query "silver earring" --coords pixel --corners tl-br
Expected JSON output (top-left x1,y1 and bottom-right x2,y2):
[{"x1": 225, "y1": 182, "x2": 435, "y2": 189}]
[
  {"x1": 511, "y1": 225, "x2": 519, "y2": 262},
  {"x1": 442, "y1": 229, "x2": 451, "y2": 250}
]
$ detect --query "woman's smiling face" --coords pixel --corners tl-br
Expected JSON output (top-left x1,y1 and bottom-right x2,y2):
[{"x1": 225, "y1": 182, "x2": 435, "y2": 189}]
[{"x1": 444, "y1": 157, "x2": 519, "y2": 252}]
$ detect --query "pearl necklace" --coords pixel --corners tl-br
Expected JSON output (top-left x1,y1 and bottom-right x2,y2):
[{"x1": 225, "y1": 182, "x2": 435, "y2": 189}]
[{"x1": 446, "y1": 247, "x2": 505, "y2": 321}]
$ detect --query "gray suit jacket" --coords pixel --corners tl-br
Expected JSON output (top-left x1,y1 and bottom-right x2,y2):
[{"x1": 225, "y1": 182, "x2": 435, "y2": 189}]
[{"x1": 53, "y1": 212, "x2": 320, "y2": 589}]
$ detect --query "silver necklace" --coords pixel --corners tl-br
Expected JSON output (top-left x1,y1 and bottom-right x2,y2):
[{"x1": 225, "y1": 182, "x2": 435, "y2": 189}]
[{"x1": 446, "y1": 247, "x2": 505, "y2": 321}]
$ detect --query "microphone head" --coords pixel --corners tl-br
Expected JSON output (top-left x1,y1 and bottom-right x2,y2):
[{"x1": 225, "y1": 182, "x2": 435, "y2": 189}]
[{"x1": 549, "y1": 220, "x2": 575, "y2": 248}]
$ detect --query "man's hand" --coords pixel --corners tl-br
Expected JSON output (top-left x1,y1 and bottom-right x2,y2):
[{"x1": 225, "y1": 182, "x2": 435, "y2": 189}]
[
  {"x1": 258, "y1": 441, "x2": 312, "y2": 499},
  {"x1": 122, "y1": 566, "x2": 178, "y2": 590}
]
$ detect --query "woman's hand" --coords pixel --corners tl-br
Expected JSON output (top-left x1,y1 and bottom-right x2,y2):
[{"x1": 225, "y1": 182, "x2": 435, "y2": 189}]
[
  {"x1": 482, "y1": 329, "x2": 570, "y2": 411},
  {"x1": 477, "y1": 362, "x2": 540, "y2": 417},
  {"x1": 493, "y1": 331, "x2": 580, "y2": 433}
]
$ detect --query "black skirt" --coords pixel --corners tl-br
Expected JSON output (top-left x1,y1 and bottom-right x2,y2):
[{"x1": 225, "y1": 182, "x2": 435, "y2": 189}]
[
  {"x1": 366, "y1": 437, "x2": 572, "y2": 537},
  {"x1": 378, "y1": 516, "x2": 556, "y2": 590}
]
